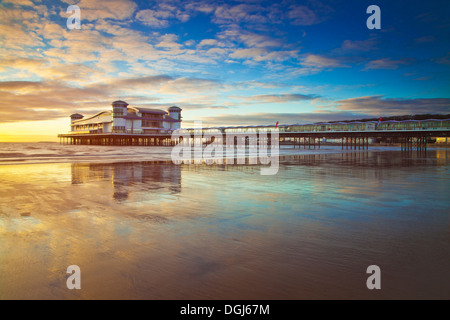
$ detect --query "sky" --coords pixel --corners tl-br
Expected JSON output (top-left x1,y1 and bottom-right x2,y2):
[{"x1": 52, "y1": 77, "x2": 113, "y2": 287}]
[{"x1": 0, "y1": 0, "x2": 449, "y2": 141}]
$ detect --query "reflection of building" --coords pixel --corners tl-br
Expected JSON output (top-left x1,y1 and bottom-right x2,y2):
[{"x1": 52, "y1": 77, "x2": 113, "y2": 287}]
[
  {"x1": 70, "y1": 100, "x2": 182, "y2": 135},
  {"x1": 71, "y1": 162, "x2": 181, "y2": 201}
]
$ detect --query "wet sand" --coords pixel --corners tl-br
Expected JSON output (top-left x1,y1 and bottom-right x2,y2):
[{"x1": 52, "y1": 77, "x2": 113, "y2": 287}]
[{"x1": 0, "y1": 146, "x2": 449, "y2": 299}]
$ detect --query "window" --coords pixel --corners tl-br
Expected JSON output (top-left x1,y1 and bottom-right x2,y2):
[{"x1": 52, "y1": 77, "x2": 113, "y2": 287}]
[
  {"x1": 142, "y1": 120, "x2": 161, "y2": 128},
  {"x1": 112, "y1": 126, "x2": 126, "y2": 133},
  {"x1": 113, "y1": 108, "x2": 124, "y2": 117}
]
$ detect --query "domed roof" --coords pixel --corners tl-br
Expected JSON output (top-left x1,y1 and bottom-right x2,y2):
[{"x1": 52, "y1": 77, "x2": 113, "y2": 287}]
[
  {"x1": 70, "y1": 113, "x2": 84, "y2": 118},
  {"x1": 112, "y1": 100, "x2": 129, "y2": 106},
  {"x1": 168, "y1": 106, "x2": 182, "y2": 111}
]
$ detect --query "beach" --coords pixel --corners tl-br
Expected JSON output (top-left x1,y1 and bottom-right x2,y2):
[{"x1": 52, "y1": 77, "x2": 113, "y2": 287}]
[{"x1": 0, "y1": 143, "x2": 449, "y2": 299}]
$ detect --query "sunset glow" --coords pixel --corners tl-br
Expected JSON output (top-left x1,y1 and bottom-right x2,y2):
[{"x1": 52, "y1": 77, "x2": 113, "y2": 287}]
[{"x1": 1, "y1": 0, "x2": 449, "y2": 140}]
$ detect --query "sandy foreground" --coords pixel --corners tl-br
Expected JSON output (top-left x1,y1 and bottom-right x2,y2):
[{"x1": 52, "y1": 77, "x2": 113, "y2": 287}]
[{"x1": 0, "y1": 145, "x2": 448, "y2": 299}]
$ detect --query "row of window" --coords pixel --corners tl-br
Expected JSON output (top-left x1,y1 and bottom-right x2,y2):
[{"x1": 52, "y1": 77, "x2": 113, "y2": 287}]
[
  {"x1": 74, "y1": 124, "x2": 103, "y2": 131},
  {"x1": 142, "y1": 113, "x2": 164, "y2": 119},
  {"x1": 142, "y1": 121, "x2": 162, "y2": 128},
  {"x1": 112, "y1": 126, "x2": 126, "y2": 133},
  {"x1": 112, "y1": 107, "x2": 124, "y2": 118}
]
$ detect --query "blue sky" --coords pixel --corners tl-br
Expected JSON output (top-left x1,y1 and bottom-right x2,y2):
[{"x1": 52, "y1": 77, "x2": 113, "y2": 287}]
[{"x1": 0, "y1": 0, "x2": 449, "y2": 138}]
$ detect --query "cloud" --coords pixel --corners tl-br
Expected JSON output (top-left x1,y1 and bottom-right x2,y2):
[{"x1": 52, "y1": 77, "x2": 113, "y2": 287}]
[
  {"x1": 192, "y1": 111, "x2": 373, "y2": 127},
  {"x1": 289, "y1": 54, "x2": 348, "y2": 75},
  {"x1": 159, "y1": 77, "x2": 222, "y2": 95},
  {"x1": 213, "y1": 3, "x2": 267, "y2": 25},
  {"x1": 215, "y1": 25, "x2": 299, "y2": 63},
  {"x1": 2, "y1": 0, "x2": 38, "y2": 6},
  {"x1": 0, "y1": 7, "x2": 45, "y2": 51},
  {"x1": 185, "y1": 1, "x2": 215, "y2": 14},
  {"x1": 287, "y1": 1, "x2": 333, "y2": 26},
  {"x1": 191, "y1": 95, "x2": 450, "y2": 126},
  {"x1": 110, "y1": 75, "x2": 174, "y2": 88},
  {"x1": 197, "y1": 39, "x2": 220, "y2": 48},
  {"x1": 235, "y1": 80, "x2": 286, "y2": 89},
  {"x1": 287, "y1": 5, "x2": 318, "y2": 26},
  {"x1": 0, "y1": 71, "x2": 231, "y2": 123},
  {"x1": 236, "y1": 31, "x2": 282, "y2": 48},
  {"x1": 204, "y1": 0, "x2": 333, "y2": 29},
  {"x1": 414, "y1": 36, "x2": 436, "y2": 44},
  {"x1": 334, "y1": 95, "x2": 450, "y2": 116},
  {"x1": 135, "y1": 2, "x2": 193, "y2": 28},
  {"x1": 155, "y1": 34, "x2": 182, "y2": 50},
  {"x1": 301, "y1": 54, "x2": 344, "y2": 69},
  {"x1": 229, "y1": 47, "x2": 266, "y2": 59},
  {"x1": 238, "y1": 93, "x2": 319, "y2": 104},
  {"x1": 335, "y1": 38, "x2": 378, "y2": 54},
  {"x1": 364, "y1": 58, "x2": 411, "y2": 70},
  {"x1": 217, "y1": 25, "x2": 282, "y2": 49},
  {"x1": 0, "y1": 80, "x2": 109, "y2": 122},
  {"x1": 432, "y1": 52, "x2": 450, "y2": 65},
  {"x1": 136, "y1": 9, "x2": 172, "y2": 28},
  {"x1": 0, "y1": 80, "x2": 46, "y2": 91},
  {"x1": 99, "y1": 75, "x2": 222, "y2": 96},
  {"x1": 61, "y1": 0, "x2": 137, "y2": 21},
  {"x1": 220, "y1": 26, "x2": 298, "y2": 63},
  {"x1": 228, "y1": 47, "x2": 298, "y2": 63},
  {"x1": 0, "y1": 57, "x2": 46, "y2": 73}
]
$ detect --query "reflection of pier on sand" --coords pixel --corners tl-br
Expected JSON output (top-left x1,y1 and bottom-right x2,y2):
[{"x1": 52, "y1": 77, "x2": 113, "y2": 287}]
[{"x1": 71, "y1": 161, "x2": 182, "y2": 202}]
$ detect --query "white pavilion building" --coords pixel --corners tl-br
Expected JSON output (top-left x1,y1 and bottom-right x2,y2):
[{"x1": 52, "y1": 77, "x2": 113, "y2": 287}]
[{"x1": 70, "y1": 100, "x2": 182, "y2": 135}]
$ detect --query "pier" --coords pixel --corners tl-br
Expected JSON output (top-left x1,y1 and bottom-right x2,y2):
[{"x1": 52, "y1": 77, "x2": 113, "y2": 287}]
[{"x1": 58, "y1": 118, "x2": 450, "y2": 151}]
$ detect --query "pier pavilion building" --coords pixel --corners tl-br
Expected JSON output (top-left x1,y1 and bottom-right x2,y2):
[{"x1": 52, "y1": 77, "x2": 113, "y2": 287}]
[{"x1": 70, "y1": 100, "x2": 182, "y2": 135}]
